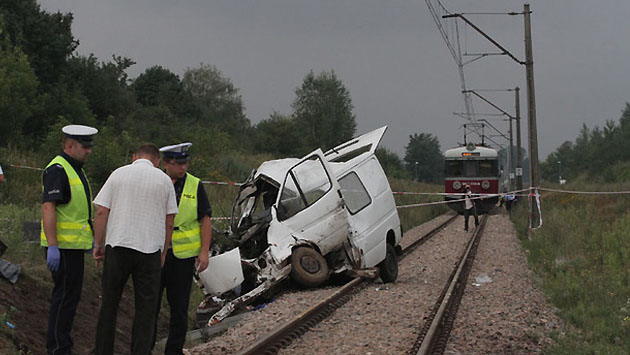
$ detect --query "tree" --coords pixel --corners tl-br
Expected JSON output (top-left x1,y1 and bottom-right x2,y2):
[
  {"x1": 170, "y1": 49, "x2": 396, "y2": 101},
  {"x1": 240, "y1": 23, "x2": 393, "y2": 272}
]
[
  {"x1": 132, "y1": 66, "x2": 183, "y2": 108},
  {"x1": 0, "y1": 0, "x2": 78, "y2": 87},
  {"x1": 292, "y1": 70, "x2": 356, "y2": 151},
  {"x1": 182, "y1": 63, "x2": 249, "y2": 134},
  {"x1": 252, "y1": 112, "x2": 304, "y2": 156},
  {"x1": 64, "y1": 54, "x2": 136, "y2": 123},
  {"x1": 0, "y1": 37, "x2": 40, "y2": 145},
  {"x1": 376, "y1": 148, "x2": 408, "y2": 179},
  {"x1": 404, "y1": 133, "x2": 443, "y2": 183}
]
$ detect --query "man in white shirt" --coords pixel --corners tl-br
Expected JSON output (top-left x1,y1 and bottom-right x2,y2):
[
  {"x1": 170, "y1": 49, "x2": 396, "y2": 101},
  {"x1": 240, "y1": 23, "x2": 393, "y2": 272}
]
[
  {"x1": 0, "y1": 162, "x2": 4, "y2": 183},
  {"x1": 92, "y1": 143, "x2": 178, "y2": 355},
  {"x1": 463, "y1": 185, "x2": 479, "y2": 232}
]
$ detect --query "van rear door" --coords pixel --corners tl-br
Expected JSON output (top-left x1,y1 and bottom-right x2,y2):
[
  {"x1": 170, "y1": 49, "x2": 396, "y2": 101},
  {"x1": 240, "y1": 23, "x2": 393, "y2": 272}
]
[{"x1": 267, "y1": 149, "x2": 349, "y2": 261}]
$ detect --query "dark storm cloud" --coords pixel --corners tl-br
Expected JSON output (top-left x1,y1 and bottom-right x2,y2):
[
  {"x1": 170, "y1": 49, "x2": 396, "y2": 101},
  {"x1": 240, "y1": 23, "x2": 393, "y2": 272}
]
[{"x1": 41, "y1": 0, "x2": 630, "y2": 159}]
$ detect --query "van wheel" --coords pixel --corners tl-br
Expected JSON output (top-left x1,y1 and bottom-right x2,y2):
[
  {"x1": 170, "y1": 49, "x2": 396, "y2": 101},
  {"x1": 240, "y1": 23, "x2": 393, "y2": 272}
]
[
  {"x1": 290, "y1": 247, "x2": 329, "y2": 288},
  {"x1": 378, "y1": 244, "x2": 398, "y2": 283}
]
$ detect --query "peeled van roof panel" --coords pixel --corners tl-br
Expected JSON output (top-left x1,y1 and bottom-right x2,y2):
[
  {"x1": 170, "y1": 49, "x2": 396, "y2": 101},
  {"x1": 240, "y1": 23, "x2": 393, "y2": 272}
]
[
  {"x1": 254, "y1": 158, "x2": 301, "y2": 184},
  {"x1": 324, "y1": 126, "x2": 387, "y2": 162},
  {"x1": 254, "y1": 127, "x2": 388, "y2": 184},
  {"x1": 255, "y1": 158, "x2": 349, "y2": 184},
  {"x1": 444, "y1": 146, "x2": 498, "y2": 158}
]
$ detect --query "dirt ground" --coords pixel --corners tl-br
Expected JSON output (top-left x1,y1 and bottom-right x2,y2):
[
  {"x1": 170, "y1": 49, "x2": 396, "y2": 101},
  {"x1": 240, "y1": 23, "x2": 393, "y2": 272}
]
[{"x1": 0, "y1": 261, "x2": 173, "y2": 354}]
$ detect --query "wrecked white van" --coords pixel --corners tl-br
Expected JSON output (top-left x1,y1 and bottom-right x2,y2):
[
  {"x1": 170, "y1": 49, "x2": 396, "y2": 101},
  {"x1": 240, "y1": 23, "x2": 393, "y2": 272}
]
[{"x1": 199, "y1": 126, "x2": 402, "y2": 325}]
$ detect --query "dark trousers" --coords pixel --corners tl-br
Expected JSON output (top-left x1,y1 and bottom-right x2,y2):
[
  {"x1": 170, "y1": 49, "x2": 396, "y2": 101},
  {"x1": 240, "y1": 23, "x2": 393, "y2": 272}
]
[
  {"x1": 152, "y1": 249, "x2": 195, "y2": 355},
  {"x1": 47, "y1": 249, "x2": 84, "y2": 355},
  {"x1": 464, "y1": 205, "x2": 479, "y2": 231},
  {"x1": 95, "y1": 246, "x2": 161, "y2": 355}
]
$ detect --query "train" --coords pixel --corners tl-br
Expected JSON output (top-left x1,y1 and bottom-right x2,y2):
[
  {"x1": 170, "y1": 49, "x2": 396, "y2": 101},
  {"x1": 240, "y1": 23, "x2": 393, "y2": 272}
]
[{"x1": 444, "y1": 142, "x2": 500, "y2": 214}]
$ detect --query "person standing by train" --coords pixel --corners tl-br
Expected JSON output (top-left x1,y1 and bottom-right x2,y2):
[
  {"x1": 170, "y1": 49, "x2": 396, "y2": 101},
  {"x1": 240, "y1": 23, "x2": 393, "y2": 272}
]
[
  {"x1": 463, "y1": 185, "x2": 479, "y2": 231},
  {"x1": 504, "y1": 193, "x2": 516, "y2": 213}
]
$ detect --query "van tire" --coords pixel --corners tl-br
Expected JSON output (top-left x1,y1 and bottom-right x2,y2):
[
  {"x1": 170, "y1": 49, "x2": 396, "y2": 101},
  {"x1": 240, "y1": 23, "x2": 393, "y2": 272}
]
[
  {"x1": 378, "y1": 243, "x2": 398, "y2": 283},
  {"x1": 290, "y1": 247, "x2": 329, "y2": 288}
]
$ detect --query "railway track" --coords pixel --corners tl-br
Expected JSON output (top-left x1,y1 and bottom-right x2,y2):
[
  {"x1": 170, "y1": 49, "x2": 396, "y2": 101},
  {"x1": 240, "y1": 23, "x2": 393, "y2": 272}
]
[
  {"x1": 410, "y1": 213, "x2": 488, "y2": 355},
  {"x1": 237, "y1": 213, "x2": 460, "y2": 355}
]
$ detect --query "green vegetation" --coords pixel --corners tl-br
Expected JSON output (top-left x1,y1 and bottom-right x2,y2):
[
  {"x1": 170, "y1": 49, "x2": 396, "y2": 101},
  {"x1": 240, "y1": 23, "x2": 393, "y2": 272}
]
[
  {"x1": 511, "y1": 181, "x2": 630, "y2": 354},
  {"x1": 404, "y1": 132, "x2": 444, "y2": 183},
  {"x1": 390, "y1": 178, "x2": 449, "y2": 232},
  {"x1": 541, "y1": 104, "x2": 630, "y2": 184}
]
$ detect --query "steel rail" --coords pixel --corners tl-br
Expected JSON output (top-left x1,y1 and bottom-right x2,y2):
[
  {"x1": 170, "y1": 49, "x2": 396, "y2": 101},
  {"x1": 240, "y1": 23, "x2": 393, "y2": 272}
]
[
  {"x1": 237, "y1": 213, "x2": 458, "y2": 355},
  {"x1": 412, "y1": 213, "x2": 489, "y2": 355}
]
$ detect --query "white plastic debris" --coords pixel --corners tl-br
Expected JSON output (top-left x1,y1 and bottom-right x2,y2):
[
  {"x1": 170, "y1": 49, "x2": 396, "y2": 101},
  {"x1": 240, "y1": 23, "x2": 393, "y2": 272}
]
[{"x1": 198, "y1": 248, "x2": 244, "y2": 295}]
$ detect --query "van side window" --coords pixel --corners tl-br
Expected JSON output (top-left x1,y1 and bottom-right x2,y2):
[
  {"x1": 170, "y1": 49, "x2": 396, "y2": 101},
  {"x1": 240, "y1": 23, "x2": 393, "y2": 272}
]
[
  {"x1": 338, "y1": 172, "x2": 371, "y2": 214},
  {"x1": 278, "y1": 156, "x2": 332, "y2": 220}
]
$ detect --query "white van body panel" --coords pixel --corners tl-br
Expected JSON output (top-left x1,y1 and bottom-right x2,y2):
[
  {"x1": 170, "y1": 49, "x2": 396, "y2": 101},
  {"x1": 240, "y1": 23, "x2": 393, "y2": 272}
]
[
  {"x1": 341, "y1": 157, "x2": 401, "y2": 268},
  {"x1": 267, "y1": 149, "x2": 349, "y2": 263}
]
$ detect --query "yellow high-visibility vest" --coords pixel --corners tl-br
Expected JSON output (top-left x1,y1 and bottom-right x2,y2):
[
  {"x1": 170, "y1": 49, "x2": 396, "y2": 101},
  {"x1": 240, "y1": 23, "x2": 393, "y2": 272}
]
[
  {"x1": 40, "y1": 156, "x2": 93, "y2": 249},
  {"x1": 172, "y1": 173, "x2": 202, "y2": 258}
]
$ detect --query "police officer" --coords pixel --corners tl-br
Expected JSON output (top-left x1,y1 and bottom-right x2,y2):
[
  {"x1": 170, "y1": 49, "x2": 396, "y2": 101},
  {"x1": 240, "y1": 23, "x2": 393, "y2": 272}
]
[
  {"x1": 41, "y1": 124, "x2": 97, "y2": 355},
  {"x1": 154, "y1": 142, "x2": 212, "y2": 354}
]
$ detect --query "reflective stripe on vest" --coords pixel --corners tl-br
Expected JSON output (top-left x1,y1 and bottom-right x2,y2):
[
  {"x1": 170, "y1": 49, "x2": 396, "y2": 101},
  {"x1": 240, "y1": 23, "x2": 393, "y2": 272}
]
[
  {"x1": 172, "y1": 173, "x2": 202, "y2": 258},
  {"x1": 40, "y1": 156, "x2": 93, "y2": 249}
]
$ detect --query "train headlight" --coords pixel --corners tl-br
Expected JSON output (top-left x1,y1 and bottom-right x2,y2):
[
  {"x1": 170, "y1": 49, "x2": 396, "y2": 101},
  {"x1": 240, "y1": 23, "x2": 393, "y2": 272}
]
[
  {"x1": 482, "y1": 180, "x2": 490, "y2": 190},
  {"x1": 452, "y1": 181, "x2": 462, "y2": 190}
]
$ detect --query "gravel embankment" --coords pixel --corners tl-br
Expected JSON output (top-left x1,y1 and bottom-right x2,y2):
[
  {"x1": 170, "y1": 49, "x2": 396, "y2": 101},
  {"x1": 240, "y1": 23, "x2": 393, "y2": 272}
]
[{"x1": 445, "y1": 212, "x2": 565, "y2": 354}]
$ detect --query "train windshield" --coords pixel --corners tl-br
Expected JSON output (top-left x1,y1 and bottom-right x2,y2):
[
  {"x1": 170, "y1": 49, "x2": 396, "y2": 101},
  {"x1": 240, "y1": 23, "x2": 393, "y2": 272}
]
[{"x1": 446, "y1": 159, "x2": 497, "y2": 177}]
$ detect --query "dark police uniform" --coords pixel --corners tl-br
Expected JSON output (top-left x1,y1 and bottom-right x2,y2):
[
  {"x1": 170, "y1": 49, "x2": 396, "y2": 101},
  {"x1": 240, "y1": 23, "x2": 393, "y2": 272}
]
[
  {"x1": 42, "y1": 152, "x2": 93, "y2": 355},
  {"x1": 153, "y1": 142, "x2": 212, "y2": 354},
  {"x1": 156, "y1": 175, "x2": 212, "y2": 351}
]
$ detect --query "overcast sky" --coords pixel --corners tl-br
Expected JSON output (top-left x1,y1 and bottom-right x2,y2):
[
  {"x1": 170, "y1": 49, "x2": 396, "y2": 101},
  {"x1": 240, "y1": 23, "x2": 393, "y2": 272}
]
[{"x1": 40, "y1": 0, "x2": 630, "y2": 159}]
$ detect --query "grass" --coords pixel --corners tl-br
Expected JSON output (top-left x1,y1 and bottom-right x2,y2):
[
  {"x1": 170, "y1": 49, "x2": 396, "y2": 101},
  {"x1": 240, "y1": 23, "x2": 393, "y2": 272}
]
[{"x1": 510, "y1": 180, "x2": 630, "y2": 354}]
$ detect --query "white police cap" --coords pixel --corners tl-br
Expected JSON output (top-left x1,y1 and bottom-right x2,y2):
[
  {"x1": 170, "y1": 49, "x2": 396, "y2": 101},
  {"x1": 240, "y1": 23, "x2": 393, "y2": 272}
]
[
  {"x1": 160, "y1": 142, "x2": 193, "y2": 161},
  {"x1": 62, "y1": 124, "x2": 98, "y2": 147}
]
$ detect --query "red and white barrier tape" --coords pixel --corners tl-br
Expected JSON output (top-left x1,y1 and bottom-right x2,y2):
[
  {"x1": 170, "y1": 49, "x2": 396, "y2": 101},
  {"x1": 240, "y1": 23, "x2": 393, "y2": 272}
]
[
  {"x1": 537, "y1": 187, "x2": 630, "y2": 195},
  {"x1": 7, "y1": 163, "x2": 44, "y2": 171},
  {"x1": 202, "y1": 180, "x2": 243, "y2": 186}
]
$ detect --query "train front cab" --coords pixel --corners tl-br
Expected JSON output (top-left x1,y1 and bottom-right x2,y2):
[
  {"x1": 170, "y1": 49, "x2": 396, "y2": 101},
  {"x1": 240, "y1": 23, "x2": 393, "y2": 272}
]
[{"x1": 444, "y1": 147, "x2": 499, "y2": 214}]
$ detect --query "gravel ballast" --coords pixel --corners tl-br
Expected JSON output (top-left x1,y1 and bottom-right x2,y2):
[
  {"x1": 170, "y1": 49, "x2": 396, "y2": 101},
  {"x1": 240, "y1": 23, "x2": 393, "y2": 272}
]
[{"x1": 188, "y1": 211, "x2": 565, "y2": 354}]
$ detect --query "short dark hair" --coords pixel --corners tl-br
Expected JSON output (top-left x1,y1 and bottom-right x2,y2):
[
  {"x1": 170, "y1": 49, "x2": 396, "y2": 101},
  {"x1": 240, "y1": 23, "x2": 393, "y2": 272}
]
[{"x1": 136, "y1": 143, "x2": 160, "y2": 159}]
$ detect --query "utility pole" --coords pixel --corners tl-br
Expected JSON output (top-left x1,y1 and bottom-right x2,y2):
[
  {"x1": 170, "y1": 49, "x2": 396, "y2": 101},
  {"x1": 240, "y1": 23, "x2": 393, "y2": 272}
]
[
  {"x1": 508, "y1": 114, "x2": 514, "y2": 191},
  {"x1": 415, "y1": 161, "x2": 419, "y2": 182},
  {"x1": 515, "y1": 87, "x2": 523, "y2": 191},
  {"x1": 524, "y1": 3, "x2": 539, "y2": 226}
]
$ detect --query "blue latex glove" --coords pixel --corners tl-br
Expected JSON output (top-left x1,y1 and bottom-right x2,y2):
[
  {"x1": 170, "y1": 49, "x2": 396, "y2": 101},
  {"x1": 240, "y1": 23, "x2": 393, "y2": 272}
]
[{"x1": 47, "y1": 246, "x2": 60, "y2": 272}]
